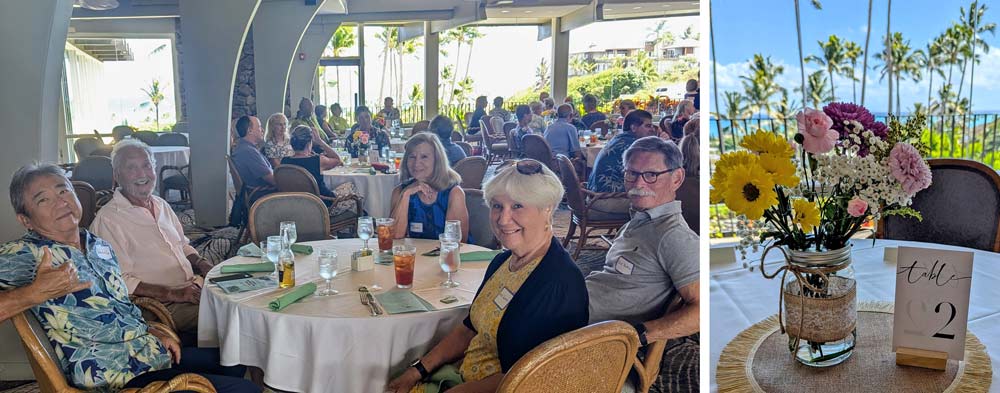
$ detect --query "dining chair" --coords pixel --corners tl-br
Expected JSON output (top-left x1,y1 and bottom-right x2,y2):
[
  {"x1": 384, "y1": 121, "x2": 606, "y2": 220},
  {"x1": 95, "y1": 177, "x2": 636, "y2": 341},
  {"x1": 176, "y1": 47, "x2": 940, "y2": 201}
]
[
  {"x1": 590, "y1": 120, "x2": 612, "y2": 138},
  {"x1": 463, "y1": 188, "x2": 499, "y2": 249},
  {"x1": 521, "y1": 134, "x2": 557, "y2": 173},
  {"x1": 248, "y1": 192, "x2": 331, "y2": 244},
  {"x1": 879, "y1": 158, "x2": 1000, "y2": 252},
  {"x1": 11, "y1": 311, "x2": 215, "y2": 393},
  {"x1": 411, "y1": 120, "x2": 430, "y2": 135},
  {"x1": 675, "y1": 176, "x2": 700, "y2": 234},
  {"x1": 455, "y1": 141, "x2": 474, "y2": 157},
  {"x1": 454, "y1": 156, "x2": 487, "y2": 190},
  {"x1": 72, "y1": 137, "x2": 103, "y2": 160},
  {"x1": 505, "y1": 125, "x2": 523, "y2": 159},
  {"x1": 451, "y1": 130, "x2": 464, "y2": 142},
  {"x1": 72, "y1": 181, "x2": 98, "y2": 228},
  {"x1": 481, "y1": 120, "x2": 509, "y2": 166},
  {"x1": 273, "y1": 164, "x2": 363, "y2": 235},
  {"x1": 489, "y1": 116, "x2": 505, "y2": 140},
  {"x1": 132, "y1": 131, "x2": 160, "y2": 146},
  {"x1": 496, "y1": 321, "x2": 638, "y2": 393},
  {"x1": 111, "y1": 125, "x2": 134, "y2": 142},
  {"x1": 71, "y1": 156, "x2": 114, "y2": 191},
  {"x1": 555, "y1": 154, "x2": 629, "y2": 260},
  {"x1": 154, "y1": 132, "x2": 189, "y2": 146},
  {"x1": 160, "y1": 163, "x2": 192, "y2": 206}
]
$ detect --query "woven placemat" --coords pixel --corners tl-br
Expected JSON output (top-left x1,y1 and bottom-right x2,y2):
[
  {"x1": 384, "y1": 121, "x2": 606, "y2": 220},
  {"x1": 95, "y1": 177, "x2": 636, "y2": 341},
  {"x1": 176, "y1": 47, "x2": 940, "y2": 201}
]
[{"x1": 718, "y1": 301, "x2": 993, "y2": 392}]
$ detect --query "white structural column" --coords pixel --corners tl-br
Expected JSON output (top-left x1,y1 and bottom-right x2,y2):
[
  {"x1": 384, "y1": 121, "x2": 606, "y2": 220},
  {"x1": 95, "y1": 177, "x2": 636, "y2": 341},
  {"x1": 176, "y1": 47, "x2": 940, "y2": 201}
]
[
  {"x1": 423, "y1": 21, "x2": 440, "y2": 120},
  {"x1": 288, "y1": 17, "x2": 341, "y2": 108},
  {"x1": 179, "y1": 0, "x2": 260, "y2": 226},
  {"x1": 0, "y1": 0, "x2": 73, "y2": 241},
  {"x1": 252, "y1": 0, "x2": 326, "y2": 117},
  {"x1": 550, "y1": 17, "x2": 570, "y2": 104}
]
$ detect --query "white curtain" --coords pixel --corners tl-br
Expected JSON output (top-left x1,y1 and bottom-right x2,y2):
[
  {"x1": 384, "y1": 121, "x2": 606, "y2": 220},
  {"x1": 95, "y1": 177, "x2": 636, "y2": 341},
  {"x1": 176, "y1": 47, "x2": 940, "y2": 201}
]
[{"x1": 63, "y1": 44, "x2": 112, "y2": 137}]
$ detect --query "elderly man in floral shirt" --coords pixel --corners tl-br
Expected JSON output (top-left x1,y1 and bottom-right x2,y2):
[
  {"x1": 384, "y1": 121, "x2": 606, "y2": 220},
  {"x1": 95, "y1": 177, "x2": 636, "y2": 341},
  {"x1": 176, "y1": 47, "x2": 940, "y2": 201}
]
[{"x1": 587, "y1": 110, "x2": 659, "y2": 220}]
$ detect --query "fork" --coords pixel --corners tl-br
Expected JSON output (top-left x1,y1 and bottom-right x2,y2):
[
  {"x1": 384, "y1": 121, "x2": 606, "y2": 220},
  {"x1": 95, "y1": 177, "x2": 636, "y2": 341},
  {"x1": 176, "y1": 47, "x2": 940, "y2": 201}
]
[{"x1": 359, "y1": 287, "x2": 378, "y2": 316}]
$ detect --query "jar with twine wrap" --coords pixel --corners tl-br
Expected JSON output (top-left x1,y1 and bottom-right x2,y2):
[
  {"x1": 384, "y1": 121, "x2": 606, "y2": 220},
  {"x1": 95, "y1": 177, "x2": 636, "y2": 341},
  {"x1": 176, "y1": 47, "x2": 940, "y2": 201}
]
[{"x1": 760, "y1": 244, "x2": 858, "y2": 367}]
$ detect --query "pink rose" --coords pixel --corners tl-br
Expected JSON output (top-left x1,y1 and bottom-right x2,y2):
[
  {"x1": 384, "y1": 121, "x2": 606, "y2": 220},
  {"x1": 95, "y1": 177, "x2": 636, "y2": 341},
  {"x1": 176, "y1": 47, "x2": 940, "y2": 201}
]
[
  {"x1": 847, "y1": 197, "x2": 868, "y2": 217},
  {"x1": 888, "y1": 143, "x2": 932, "y2": 196},
  {"x1": 360, "y1": 133, "x2": 370, "y2": 144},
  {"x1": 796, "y1": 108, "x2": 839, "y2": 154}
]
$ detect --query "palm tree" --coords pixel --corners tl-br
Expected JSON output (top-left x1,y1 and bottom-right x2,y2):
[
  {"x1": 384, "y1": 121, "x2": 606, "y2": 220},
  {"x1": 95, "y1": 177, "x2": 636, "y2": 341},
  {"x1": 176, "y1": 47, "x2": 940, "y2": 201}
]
[
  {"x1": 327, "y1": 26, "x2": 356, "y2": 101},
  {"x1": 535, "y1": 58, "x2": 550, "y2": 91},
  {"x1": 860, "y1": 0, "x2": 874, "y2": 106},
  {"x1": 375, "y1": 27, "x2": 399, "y2": 104},
  {"x1": 141, "y1": 79, "x2": 165, "y2": 130},
  {"x1": 796, "y1": 71, "x2": 834, "y2": 108},
  {"x1": 961, "y1": 0, "x2": 996, "y2": 112},
  {"x1": 876, "y1": 32, "x2": 924, "y2": 115},
  {"x1": 884, "y1": 0, "x2": 893, "y2": 114},
  {"x1": 805, "y1": 35, "x2": 846, "y2": 102},
  {"x1": 408, "y1": 84, "x2": 423, "y2": 107},
  {"x1": 842, "y1": 40, "x2": 862, "y2": 103},
  {"x1": 924, "y1": 37, "x2": 945, "y2": 118},
  {"x1": 740, "y1": 54, "x2": 785, "y2": 118},
  {"x1": 635, "y1": 51, "x2": 658, "y2": 79},
  {"x1": 460, "y1": 27, "x2": 484, "y2": 84},
  {"x1": 397, "y1": 38, "x2": 422, "y2": 111},
  {"x1": 570, "y1": 56, "x2": 595, "y2": 76},
  {"x1": 713, "y1": 91, "x2": 748, "y2": 150}
]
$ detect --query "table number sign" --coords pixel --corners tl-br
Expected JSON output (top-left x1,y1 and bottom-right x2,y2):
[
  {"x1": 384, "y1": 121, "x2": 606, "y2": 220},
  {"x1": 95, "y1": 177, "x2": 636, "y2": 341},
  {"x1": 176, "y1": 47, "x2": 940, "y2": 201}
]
[{"x1": 892, "y1": 246, "x2": 974, "y2": 369}]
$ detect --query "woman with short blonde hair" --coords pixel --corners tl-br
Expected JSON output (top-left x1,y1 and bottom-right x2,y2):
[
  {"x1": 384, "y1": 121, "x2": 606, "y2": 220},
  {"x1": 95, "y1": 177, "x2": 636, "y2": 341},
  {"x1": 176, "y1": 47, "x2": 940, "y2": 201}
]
[
  {"x1": 390, "y1": 133, "x2": 469, "y2": 242},
  {"x1": 263, "y1": 113, "x2": 292, "y2": 167}
]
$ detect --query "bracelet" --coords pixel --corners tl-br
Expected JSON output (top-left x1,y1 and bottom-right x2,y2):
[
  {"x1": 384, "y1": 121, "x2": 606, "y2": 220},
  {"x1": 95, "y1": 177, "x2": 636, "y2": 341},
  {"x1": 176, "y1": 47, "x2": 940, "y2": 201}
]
[{"x1": 632, "y1": 322, "x2": 648, "y2": 347}]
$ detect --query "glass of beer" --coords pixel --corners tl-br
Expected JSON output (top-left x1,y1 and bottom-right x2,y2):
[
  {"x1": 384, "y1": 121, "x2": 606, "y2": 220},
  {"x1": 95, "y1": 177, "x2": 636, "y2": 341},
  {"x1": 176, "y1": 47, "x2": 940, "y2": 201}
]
[
  {"x1": 376, "y1": 218, "x2": 395, "y2": 255},
  {"x1": 392, "y1": 244, "x2": 416, "y2": 289}
]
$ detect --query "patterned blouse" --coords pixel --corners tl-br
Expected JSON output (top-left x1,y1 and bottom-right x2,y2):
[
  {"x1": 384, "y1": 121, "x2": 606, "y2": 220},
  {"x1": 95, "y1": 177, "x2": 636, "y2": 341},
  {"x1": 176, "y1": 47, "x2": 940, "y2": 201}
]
[
  {"x1": 0, "y1": 230, "x2": 170, "y2": 391},
  {"x1": 587, "y1": 131, "x2": 638, "y2": 193},
  {"x1": 263, "y1": 139, "x2": 293, "y2": 161}
]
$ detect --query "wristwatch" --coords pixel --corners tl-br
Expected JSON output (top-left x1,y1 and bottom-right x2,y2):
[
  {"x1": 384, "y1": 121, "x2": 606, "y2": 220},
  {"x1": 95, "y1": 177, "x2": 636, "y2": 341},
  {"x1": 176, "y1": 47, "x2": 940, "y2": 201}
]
[
  {"x1": 633, "y1": 322, "x2": 649, "y2": 347},
  {"x1": 409, "y1": 358, "x2": 430, "y2": 379}
]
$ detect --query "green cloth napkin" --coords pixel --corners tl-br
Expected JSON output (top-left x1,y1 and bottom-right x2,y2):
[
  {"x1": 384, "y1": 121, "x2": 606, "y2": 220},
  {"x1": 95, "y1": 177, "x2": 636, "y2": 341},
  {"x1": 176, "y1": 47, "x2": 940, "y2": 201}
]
[
  {"x1": 419, "y1": 364, "x2": 464, "y2": 393},
  {"x1": 290, "y1": 244, "x2": 313, "y2": 255},
  {"x1": 268, "y1": 282, "x2": 317, "y2": 311},
  {"x1": 374, "y1": 290, "x2": 431, "y2": 314},
  {"x1": 237, "y1": 243, "x2": 263, "y2": 258},
  {"x1": 460, "y1": 250, "x2": 502, "y2": 262},
  {"x1": 220, "y1": 262, "x2": 275, "y2": 274}
]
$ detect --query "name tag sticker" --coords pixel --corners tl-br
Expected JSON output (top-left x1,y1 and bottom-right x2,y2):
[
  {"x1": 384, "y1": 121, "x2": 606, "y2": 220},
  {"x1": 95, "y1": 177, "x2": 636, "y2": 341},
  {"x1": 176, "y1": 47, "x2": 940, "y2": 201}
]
[
  {"x1": 410, "y1": 222, "x2": 424, "y2": 234},
  {"x1": 95, "y1": 245, "x2": 112, "y2": 260},
  {"x1": 493, "y1": 287, "x2": 514, "y2": 310},
  {"x1": 615, "y1": 256, "x2": 635, "y2": 275}
]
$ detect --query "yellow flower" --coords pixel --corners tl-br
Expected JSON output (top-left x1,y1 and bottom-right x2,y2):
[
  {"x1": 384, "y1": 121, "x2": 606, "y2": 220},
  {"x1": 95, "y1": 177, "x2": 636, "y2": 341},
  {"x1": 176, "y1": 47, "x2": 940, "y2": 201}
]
[
  {"x1": 722, "y1": 163, "x2": 777, "y2": 220},
  {"x1": 740, "y1": 130, "x2": 795, "y2": 157},
  {"x1": 710, "y1": 151, "x2": 758, "y2": 200},
  {"x1": 792, "y1": 199, "x2": 821, "y2": 233},
  {"x1": 758, "y1": 153, "x2": 800, "y2": 188}
]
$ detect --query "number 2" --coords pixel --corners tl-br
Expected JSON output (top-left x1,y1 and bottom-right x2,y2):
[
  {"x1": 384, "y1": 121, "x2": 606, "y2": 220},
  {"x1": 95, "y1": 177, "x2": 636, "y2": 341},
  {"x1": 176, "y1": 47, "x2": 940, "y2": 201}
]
[{"x1": 932, "y1": 302, "x2": 956, "y2": 340}]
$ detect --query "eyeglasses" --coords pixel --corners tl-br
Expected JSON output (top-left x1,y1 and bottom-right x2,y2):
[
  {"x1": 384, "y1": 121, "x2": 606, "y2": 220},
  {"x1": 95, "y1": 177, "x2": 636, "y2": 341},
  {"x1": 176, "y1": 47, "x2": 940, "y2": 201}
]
[
  {"x1": 623, "y1": 168, "x2": 678, "y2": 184},
  {"x1": 498, "y1": 159, "x2": 544, "y2": 175}
]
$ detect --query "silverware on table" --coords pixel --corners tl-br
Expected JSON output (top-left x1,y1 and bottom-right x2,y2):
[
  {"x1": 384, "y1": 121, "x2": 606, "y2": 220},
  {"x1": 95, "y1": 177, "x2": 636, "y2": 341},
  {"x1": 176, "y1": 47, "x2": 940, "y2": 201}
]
[{"x1": 359, "y1": 286, "x2": 379, "y2": 316}]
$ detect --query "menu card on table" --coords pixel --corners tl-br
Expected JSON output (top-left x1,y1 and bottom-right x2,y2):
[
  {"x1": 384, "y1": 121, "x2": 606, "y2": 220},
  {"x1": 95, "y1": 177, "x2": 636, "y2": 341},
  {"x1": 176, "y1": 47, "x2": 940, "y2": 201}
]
[{"x1": 892, "y1": 246, "x2": 974, "y2": 360}]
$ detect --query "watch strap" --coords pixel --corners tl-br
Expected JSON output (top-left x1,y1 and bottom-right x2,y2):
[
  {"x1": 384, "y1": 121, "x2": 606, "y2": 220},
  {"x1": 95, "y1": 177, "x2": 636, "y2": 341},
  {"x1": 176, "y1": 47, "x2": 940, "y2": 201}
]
[{"x1": 410, "y1": 359, "x2": 430, "y2": 379}]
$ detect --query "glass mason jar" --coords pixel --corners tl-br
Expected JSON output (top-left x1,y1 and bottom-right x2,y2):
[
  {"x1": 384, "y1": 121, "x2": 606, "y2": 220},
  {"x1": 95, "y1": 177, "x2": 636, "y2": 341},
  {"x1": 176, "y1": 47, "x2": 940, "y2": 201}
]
[
  {"x1": 358, "y1": 146, "x2": 370, "y2": 165},
  {"x1": 782, "y1": 245, "x2": 857, "y2": 367}
]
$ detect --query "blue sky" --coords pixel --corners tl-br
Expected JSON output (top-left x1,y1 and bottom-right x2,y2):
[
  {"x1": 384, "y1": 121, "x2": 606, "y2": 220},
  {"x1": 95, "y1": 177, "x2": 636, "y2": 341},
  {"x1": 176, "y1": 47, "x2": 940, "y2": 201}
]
[{"x1": 710, "y1": 0, "x2": 1000, "y2": 113}]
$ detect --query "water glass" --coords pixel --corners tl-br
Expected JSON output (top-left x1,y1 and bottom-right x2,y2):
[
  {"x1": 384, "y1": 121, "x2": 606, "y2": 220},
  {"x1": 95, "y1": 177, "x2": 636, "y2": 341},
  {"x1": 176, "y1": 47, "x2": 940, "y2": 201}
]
[
  {"x1": 393, "y1": 244, "x2": 417, "y2": 289},
  {"x1": 439, "y1": 234, "x2": 461, "y2": 288},
  {"x1": 266, "y1": 236, "x2": 282, "y2": 278},
  {"x1": 443, "y1": 220, "x2": 461, "y2": 242},
  {"x1": 280, "y1": 221, "x2": 297, "y2": 247},
  {"x1": 317, "y1": 248, "x2": 338, "y2": 296},
  {"x1": 358, "y1": 216, "x2": 374, "y2": 250}
]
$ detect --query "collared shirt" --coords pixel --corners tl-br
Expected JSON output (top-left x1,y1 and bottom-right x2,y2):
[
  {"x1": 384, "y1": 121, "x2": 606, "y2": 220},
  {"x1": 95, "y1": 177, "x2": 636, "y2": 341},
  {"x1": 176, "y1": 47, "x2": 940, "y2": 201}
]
[
  {"x1": 441, "y1": 141, "x2": 467, "y2": 166},
  {"x1": 91, "y1": 190, "x2": 198, "y2": 293},
  {"x1": 581, "y1": 111, "x2": 608, "y2": 128},
  {"x1": 527, "y1": 114, "x2": 546, "y2": 133},
  {"x1": 584, "y1": 201, "x2": 699, "y2": 325},
  {"x1": 0, "y1": 230, "x2": 171, "y2": 391},
  {"x1": 488, "y1": 108, "x2": 511, "y2": 121},
  {"x1": 232, "y1": 138, "x2": 273, "y2": 189},
  {"x1": 291, "y1": 115, "x2": 328, "y2": 143},
  {"x1": 587, "y1": 131, "x2": 638, "y2": 193},
  {"x1": 509, "y1": 124, "x2": 534, "y2": 153},
  {"x1": 543, "y1": 119, "x2": 581, "y2": 157},
  {"x1": 328, "y1": 115, "x2": 350, "y2": 133}
]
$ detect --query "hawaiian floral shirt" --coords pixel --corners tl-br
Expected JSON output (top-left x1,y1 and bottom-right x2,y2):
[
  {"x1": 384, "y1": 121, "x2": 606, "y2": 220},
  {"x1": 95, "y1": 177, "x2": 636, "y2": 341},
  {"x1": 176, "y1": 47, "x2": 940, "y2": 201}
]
[
  {"x1": 0, "y1": 230, "x2": 170, "y2": 391},
  {"x1": 263, "y1": 140, "x2": 294, "y2": 161},
  {"x1": 587, "y1": 131, "x2": 638, "y2": 193}
]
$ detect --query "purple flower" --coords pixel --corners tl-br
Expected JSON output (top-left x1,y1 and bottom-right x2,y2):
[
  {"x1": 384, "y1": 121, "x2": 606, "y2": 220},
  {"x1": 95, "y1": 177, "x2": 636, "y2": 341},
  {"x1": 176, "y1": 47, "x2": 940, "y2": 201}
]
[
  {"x1": 869, "y1": 120, "x2": 889, "y2": 140},
  {"x1": 823, "y1": 102, "x2": 876, "y2": 139}
]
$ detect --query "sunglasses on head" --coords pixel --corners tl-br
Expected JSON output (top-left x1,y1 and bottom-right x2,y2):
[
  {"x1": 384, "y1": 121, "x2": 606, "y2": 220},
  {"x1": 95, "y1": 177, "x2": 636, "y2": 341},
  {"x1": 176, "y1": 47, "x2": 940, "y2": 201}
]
[{"x1": 498, "y1": 159, "x2": 544, "y2": 175}]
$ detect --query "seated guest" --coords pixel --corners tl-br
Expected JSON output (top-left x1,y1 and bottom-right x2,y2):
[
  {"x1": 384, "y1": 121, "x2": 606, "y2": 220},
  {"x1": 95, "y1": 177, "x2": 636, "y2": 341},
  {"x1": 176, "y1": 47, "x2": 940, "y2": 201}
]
[
  {"x1": 390, "y1": 133, "x2": 470, "y2": 242},
  {"x1": 488, "y1": 96, "x2": 511, "y2": 120},
  {"x1": 671, "y1": 99, "x2": 696, "y2": 140},
  {"x1": 0, "y1": 163, "x2": 258, "y2": 392},
  {"x1": 586, "y1": 137, "x2": 699, "y2": 392},
  {"x1": 0, "y1": 246, "x2": 90, "y2": 323},
  {"x1": 430, "y1": 115, "x2": 467, "y2": 166},
  {"x1": 282, "y1": 125, "x2": 343, "y2": 198},
  {"x1": 527, "y1": 101, "x2": 546, "y2": 131},
  {"x1": 386, "y1": 159, "x2": 588, "y2": 393},
  {"x1": 231, "y1": 115, "x2": 277, "y2": 204},
  {"x1": 509, "y1": 104, "x2": 534, "y2": 154},
  {"x1": 291, "y1": 97, "x2": 329, "y2": 143},
  {"x1": 680, "y1": 130, "x2": 699, "y2": 178},
  {"x1": 345, "y1": 106, "x2": 391, "y2": 158},
  {"x1": 315, "y1": 104, "x2": 337, "y2": 141},
  {"x1": 685, "y1": 78, "x2": 700, "y2": 110},
  {"x1": 379, "y1": 96, "x2": 401, "y2": 124},
  {"x1": 327, "y1": 103, "x2": 350, "y2": 134},
  {"x1": 616, "y1": 99, "x2": 637, "y2": 129},
  {"x1": 543, "y1": 104, "x2": 582, "y2": 159},
  {"x1": 262, "y1": 113, "x2": 292, "y2": 168},
  {"x1": 541, "y1": 97, "x2": 556, "y2": 117},
  {"x1": 587, "y1": 110, "x2": 659, "y2": 219},
  {"x1": 539, "y1": 91, "x2": 550, "y2": 102},
  {"x1": 91, "y1": 140, "x2": 213, "y2": 342},
  {"x1": 467, "y1": 96, "x2": 489, "y2": 135},
  {"x1": 580, "y1": 93, "x2": 608, "y2": 128},
  {"x1": 564, "y1": 96, "x2": 581, "y2": 118}
]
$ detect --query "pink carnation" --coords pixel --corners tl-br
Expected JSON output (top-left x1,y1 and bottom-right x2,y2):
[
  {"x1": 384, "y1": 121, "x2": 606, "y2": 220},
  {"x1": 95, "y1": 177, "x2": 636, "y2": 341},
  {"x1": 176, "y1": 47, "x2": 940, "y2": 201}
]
[
  {"x1": 847, "y1": 197, "x2": 868, "y2": 217},
  {"x1": 360, "y1": 133, "x2": 370, "y2": 144},
  {"x1": 796, "y1": 108, "x2": 839, "y2": 154},
  {"x1": 888, "y1": 143, "x2": 932, "y2": 196}
]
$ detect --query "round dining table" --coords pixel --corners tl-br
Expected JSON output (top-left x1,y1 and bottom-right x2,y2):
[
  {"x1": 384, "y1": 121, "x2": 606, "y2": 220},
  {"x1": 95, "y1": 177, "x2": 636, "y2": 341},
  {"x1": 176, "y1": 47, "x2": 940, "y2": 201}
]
[
  {"x1": 322, "y1": 165, "x2": 401, "y2": 218},
  {"x1": 582, "y1": 141, "x2": 606, "y2": 168},
  {"x1": 199, "y1": 238, "x2": 494, "y2": 393},
  {"x1": 709, "y1": 239, "x2": 999, "y2": 392}
]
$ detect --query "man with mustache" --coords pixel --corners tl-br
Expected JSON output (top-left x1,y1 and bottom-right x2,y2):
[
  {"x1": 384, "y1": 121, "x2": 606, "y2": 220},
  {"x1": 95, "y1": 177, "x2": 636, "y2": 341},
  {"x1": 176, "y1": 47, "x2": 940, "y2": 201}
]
[
  {"x1": 91, "y1": 140, "x2": 212, "y2": 343},
  {"x1": 585, "y1": 136, "x2": 700, "y2": 393},
  {"x1": 587, "y1": 109, "x2": 659, "y2": 220}
]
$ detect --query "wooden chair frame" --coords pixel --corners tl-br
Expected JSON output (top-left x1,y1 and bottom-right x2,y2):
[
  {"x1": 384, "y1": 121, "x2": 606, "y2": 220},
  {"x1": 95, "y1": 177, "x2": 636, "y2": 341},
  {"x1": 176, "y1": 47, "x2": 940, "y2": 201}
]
[
  {"x1": 273, "y1": 164, "x2": 364, "y2": 235},
  {"x1": 555, "y1": 155, "x2": 629, "y2": 260},
  {"x1": 248, "y1": 192, "x2": 332, "y2": 244}
]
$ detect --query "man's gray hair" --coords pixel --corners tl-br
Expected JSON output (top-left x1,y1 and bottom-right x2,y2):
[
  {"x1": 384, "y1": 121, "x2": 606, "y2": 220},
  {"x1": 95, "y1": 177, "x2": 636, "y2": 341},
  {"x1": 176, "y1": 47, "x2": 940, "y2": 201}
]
[
  {"x1": 111, "y1": 139, "x2": 156, "y2": 176},
  {"x1": 623, "y1": 136, "x2": 683, "y2": 171},
  {"x1": 9, "y1": 163, "x2": 69, "y2": 217}
]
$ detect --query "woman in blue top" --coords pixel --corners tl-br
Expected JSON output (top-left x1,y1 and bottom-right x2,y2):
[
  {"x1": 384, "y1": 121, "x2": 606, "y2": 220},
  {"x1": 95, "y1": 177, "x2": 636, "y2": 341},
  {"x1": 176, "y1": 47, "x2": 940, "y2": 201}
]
[{"x1": 390, "y1": 133, "x2": 470, "y2": 243}]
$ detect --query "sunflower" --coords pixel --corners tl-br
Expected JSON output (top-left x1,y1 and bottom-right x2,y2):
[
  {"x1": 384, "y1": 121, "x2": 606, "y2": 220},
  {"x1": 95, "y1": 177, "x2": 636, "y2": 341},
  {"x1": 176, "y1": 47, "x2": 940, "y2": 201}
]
[
  {"x1": 740, "y1": 130, "x2": 795, "y2": 157},
  {"x1": 791, "y1": 198, "x2": 821, "y2": 233},
  {"x1": 722, "y1": 163, "x2": 777, "y2": 220},
  {"x1": 758, "y1": 153, "x2": 800, "y2": 188},
  {"x1": 711, "y1": 151, "x2": 759, "y2": 199}
]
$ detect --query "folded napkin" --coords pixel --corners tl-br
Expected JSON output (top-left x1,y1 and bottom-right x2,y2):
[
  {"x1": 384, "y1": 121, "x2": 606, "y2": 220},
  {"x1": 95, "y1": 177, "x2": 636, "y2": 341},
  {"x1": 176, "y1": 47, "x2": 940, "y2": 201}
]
[
  {"x1": 268, "y1": 282, "x2": 317, "y2": 311},
  {"x1": 237, "y1": 243, "x2": 263, "y2": 258},
  {"x1": 374, "y1": 290, "x2": 431, "y2": 314},
  {"x1": 460, "y1": 250, "x2": 502, "y2": 262},
  {"x1": 291, "y1": 244, "x2": 313, "y2": 255},
  {"x1": 420, "y1": 364, "x2": 464, "y2": 393},
  {"x1": 220, "y1": 262, "x2": 275, "y2": 274}
]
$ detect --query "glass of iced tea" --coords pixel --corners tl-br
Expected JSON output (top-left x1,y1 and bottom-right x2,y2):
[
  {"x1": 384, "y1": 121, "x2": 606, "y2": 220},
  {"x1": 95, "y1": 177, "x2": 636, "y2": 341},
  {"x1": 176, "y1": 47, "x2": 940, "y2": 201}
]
[
  {"x1": 392, "y1": 244, "x2": 416, "y2": 288},
  {"x1": 376, "y1": 218, "x2": 395, "y2": 255}
]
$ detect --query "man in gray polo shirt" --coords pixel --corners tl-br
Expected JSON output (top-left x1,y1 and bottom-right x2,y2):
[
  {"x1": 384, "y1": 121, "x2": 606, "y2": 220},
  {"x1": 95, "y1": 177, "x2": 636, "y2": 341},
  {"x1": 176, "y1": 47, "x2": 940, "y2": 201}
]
[{"x1": 586, "y1": 136, "x2": 699, "y2": 393}]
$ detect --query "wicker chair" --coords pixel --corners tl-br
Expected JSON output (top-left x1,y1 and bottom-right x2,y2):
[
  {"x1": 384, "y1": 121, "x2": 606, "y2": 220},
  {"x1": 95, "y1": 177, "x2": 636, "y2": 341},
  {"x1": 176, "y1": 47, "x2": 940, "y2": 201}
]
[
  {"x1": 497, "y1": 321, "x2": 639, "y2": 393},
  {"x1": 227, "y1": 155, "x2": 268, "y2": 246},
  {"x1": 132, "y1": 131, "x2": 160, "y2": 146},
  {"x1": 154, "y1": 133, "x2": 189, "y2": 146},
  {"x1": 72, "y1": 181, "x2": 99, "y2": 228},
  {"x1": 73, "y1": 137, "x2": 103, "y2": 160},
  {"x1": 879, "y1": 158, "x2": 1000, "y2": 252},
  {"x1": 72, "y1": 156, "x2": 114, "y2": 191},
  {"x1": 273, "y1": 164, "x2": 363, "y2": 234},
  {"x1": 590, "y1": 120, "x2": 612, "y2": 138},
  {"x1": 463, "y1": 188, "x2": 498, "y2": 249},
  {"x1": 455, "y1": 141, "x2": 474, "y2": 157},
  {"x1": 112, "y1": 125, "x2": 134, "y2": 142},
  {"x1": 505, "y1": 124, "x2": 523, "y2": 158},
  {"x1": 248, "y1": 192, "x2": 332, "y2": 244},
  {"x1": 451, "y1": 130, "x2": 464, "y2": 142},
  {"x1": 490, "y1": 116, "x2": 505, "y2": 139},
  {"x1": 454, "y1": 156, "x2": 487, "y2": 190},
  {"x1": 521, "y1": 134, "x2": 556, "y2": 173},
  {"x1": 411, "y1": 120, "x2": 430, "y2": 135},
  {"x1": 555, "y1": 155, "x2": 629, "y2": 260}
]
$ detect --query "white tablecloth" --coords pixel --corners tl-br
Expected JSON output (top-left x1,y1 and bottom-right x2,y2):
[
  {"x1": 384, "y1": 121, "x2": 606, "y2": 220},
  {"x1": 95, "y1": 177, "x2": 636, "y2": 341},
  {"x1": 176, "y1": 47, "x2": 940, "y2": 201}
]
[
  {"x1": 391, "y1": 137, "x2": 406, "y2": 153},
  {"x1": 322, "y1": 166, "x2": 401, "y2": 218},
  {"x1": 583, "y1": 143, "x2": 605, "y2": 167},
  {"x1": 709, "y1": 239, "x2": 999, "y2": 392},
  {"x1": 199, "y1": 238, "x2": 492, "y2": 393}
]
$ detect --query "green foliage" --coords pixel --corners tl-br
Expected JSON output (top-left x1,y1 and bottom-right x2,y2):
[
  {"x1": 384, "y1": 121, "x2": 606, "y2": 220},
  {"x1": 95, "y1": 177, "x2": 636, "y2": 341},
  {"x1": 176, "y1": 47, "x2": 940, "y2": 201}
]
[
  {"x1": 567, "y1": 67, "x2": 648, "y2": 103},
  {"x1": 882, "y1": 206, "x2": 923, "y2": 221}
]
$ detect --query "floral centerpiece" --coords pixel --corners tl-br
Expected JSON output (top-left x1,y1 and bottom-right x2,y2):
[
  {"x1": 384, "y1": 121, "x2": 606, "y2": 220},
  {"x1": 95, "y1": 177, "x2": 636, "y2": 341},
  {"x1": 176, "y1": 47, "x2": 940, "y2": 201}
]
[
  {"x1": 352, "y1": 130, "x2": 371, "y2": 165},
  {"x1": 710, "y1": 102, "x2": 932, "y2": 366},
  {"x1": 373, "y1": 113, "x2": 387, "y2": 129}
]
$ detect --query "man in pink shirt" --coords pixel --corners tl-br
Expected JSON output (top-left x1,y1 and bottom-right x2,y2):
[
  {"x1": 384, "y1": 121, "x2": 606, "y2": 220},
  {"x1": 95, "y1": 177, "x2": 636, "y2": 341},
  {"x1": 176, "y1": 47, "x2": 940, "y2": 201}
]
[{"x1": 91, "y1": 140, "x2": 212, "y2": 340}]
